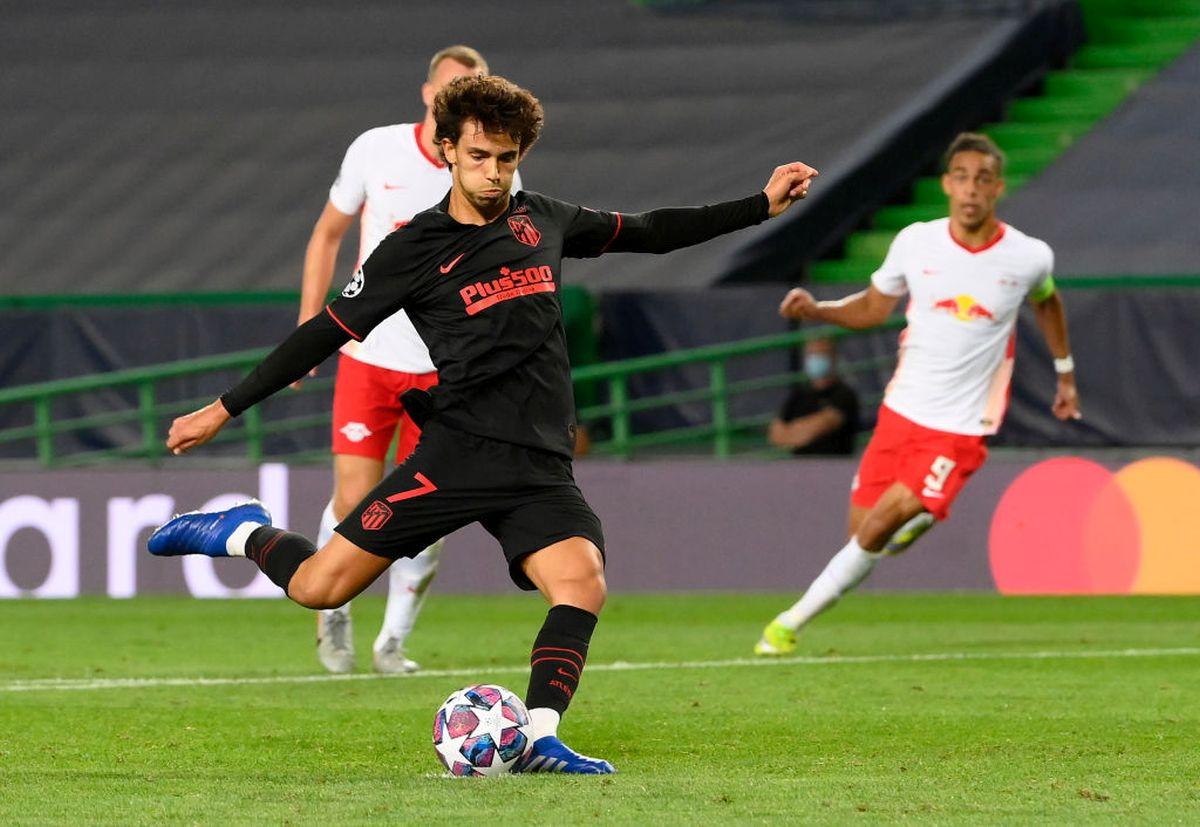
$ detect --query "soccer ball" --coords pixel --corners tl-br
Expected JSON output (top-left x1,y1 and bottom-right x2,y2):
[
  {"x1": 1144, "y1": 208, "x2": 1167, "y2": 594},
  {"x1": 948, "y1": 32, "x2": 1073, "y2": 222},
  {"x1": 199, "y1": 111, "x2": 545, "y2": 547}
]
[{"x1": 432, "y1": 684, "x2": 532, "y2": 776}]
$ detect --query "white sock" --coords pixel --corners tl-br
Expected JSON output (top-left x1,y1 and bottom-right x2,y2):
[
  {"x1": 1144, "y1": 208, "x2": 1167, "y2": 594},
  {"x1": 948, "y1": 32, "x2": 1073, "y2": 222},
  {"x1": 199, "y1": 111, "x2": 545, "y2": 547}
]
[
  {"x1": 777, "y1": 537, "x2": 882, "y2": 631},
  {"x1": 374, "y1": 538, "x2": 443, "y2": 652},
  {"x1": 527, "y1": 707, "x2": 560, "y2": 742},
  {"x1": 224, "y1": 522, "x2": 261, "y2": 557},
  {"x1": 316, "y1": 499, "x2": 338, "y2": 548},
  {"x1": 316, "y1": 500, "x2": 349, "y2": 620}
]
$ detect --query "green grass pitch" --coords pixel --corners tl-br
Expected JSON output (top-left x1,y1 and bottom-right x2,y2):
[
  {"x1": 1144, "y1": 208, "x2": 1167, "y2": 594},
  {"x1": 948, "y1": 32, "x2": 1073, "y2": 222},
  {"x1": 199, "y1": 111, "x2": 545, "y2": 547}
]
[{"x1": 1, "y1": 593, "x2": 1198, "y2": 823}]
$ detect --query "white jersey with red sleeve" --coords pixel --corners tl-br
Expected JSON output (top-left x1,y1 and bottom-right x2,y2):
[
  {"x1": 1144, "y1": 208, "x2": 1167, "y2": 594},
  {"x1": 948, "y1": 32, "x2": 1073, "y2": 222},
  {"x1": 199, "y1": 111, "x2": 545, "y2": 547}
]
[
  {"x1": 870, "y1": 218, "x2": 1055, "y2": 436},
  {"x1": 328, "y1": 122, "x2": 522, "y2": 372}
]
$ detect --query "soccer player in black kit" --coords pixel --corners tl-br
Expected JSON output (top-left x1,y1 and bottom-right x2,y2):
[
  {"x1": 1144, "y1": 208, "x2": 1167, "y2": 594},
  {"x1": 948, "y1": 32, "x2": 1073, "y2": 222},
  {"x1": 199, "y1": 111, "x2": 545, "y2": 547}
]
[{"x1": 149, "y1": 75, "x2": 818, "y2": 774}]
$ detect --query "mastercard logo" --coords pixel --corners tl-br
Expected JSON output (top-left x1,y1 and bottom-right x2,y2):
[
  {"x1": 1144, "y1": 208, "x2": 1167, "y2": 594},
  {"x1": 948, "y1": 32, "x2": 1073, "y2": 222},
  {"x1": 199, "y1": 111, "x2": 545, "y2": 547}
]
[{"x1": 988, "y1": 457, "x2": 1200, "y2": 594}]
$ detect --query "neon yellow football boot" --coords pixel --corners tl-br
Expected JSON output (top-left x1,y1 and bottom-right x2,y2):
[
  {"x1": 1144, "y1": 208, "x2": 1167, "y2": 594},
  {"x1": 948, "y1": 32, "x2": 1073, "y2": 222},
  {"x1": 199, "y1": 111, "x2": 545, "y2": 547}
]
[{"x1": 754, "y1": 619, "x2": 797, "y2": 656}]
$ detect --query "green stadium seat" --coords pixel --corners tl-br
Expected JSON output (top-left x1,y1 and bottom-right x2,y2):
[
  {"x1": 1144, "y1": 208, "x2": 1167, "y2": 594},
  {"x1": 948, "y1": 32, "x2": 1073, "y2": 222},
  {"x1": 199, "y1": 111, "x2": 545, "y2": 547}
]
[
  {"x1": 873, "y1": 204, "x2": 946, "y2": 231},
  {"x1": 844, "y1": 230, "x2": 897, "y2": 262},
  {"x1": 808, "y1": 258, "x2": 879, "y2": 284},
  {"x1": 1073, "y1": 42, "x2": 1195, "y2": 70},
  {"x1": 1043, "y1": 69, "x2": 1151, "y2": 98}
]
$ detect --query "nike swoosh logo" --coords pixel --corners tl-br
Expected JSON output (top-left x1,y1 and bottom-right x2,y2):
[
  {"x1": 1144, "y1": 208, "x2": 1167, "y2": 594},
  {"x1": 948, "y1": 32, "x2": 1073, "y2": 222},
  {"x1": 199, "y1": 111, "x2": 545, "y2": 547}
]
[
  {"x1": 382, "y1": 183, "x2": 406, "y2": 190},
  {"x1": 439, "y1": 253, "x2": 465, "y2": 274}
]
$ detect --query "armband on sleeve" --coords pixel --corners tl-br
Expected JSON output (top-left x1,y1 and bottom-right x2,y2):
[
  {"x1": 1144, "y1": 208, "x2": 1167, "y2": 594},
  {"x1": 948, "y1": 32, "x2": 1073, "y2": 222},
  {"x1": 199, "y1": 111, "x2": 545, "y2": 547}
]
[{"x1": 1028, "y1": 274, "x2": 1057, "y2": 303}]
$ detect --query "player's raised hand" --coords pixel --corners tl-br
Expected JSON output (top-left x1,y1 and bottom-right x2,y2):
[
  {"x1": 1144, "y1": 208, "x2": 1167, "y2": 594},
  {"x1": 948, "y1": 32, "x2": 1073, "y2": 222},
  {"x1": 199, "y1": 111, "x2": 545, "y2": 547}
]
[
  {"x1": 166, "y1": 399, "x2": 232, "y2": 455},
  {"x1": 763, "y1": 162, "x2": 819, "y2": 217},
  {"x1": 1052, "y1": 376, "x2": 1082, "y2": 421},
  {"x1": 779, "y1": 287, "x2": 819, "y2": 320}
]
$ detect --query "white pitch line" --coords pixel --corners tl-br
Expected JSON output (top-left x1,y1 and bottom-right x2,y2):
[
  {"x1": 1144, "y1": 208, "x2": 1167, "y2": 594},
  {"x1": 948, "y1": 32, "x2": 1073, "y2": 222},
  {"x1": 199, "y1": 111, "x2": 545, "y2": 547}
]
[{"x1": 4, "y1": 646, "x2": 1200, "y2": 694}]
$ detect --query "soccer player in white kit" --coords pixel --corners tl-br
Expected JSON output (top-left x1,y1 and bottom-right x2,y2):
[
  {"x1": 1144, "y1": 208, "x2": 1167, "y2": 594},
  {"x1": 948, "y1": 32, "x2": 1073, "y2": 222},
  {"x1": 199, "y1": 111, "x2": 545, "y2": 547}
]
[
  {"x1": 298, "y1": 46, "x2": 520, "y2": 673},
  {"x1": 756, "y1": 133, "x2": 1082, "y2": 655}
]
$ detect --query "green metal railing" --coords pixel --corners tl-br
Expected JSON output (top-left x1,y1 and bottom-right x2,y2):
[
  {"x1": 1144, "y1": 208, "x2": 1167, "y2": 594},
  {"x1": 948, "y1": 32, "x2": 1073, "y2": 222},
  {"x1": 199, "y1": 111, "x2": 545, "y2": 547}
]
[
  {"x1": 574, "y1": 322, "x2": 901, "y2": 458},
  {"x1": 0, "y1": 349, "x2": 284, "y2": 467},
  {"x1": 0, "y1": 322, "x2": 902, "y2": 466}
]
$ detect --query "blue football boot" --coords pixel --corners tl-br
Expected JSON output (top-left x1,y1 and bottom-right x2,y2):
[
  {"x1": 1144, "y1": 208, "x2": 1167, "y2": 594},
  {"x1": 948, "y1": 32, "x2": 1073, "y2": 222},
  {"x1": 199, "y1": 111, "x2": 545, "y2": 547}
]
[
  {"x1": 148, "y1": 500, "x2": 271, "y2": 558},
  {"x1": 515, "y1": 736, "x2": 616, "y2": 775}
]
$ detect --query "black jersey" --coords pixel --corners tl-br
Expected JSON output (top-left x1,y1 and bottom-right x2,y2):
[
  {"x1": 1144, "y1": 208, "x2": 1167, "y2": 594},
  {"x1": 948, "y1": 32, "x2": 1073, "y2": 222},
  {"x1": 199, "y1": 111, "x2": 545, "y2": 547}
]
[
  {"x1": 326, "y1": 190, "x2": 769, "y2": 458},
  {"x1": 222, "y1": 189, "x2": 769, "y2": 458}
]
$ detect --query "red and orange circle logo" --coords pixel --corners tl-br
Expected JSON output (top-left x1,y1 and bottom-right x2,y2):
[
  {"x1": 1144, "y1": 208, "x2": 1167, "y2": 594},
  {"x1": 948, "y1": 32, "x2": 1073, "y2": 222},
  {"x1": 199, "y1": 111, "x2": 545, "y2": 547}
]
[{"x1": 989, "y1": 457, "x2": 1200, "y2": 594}]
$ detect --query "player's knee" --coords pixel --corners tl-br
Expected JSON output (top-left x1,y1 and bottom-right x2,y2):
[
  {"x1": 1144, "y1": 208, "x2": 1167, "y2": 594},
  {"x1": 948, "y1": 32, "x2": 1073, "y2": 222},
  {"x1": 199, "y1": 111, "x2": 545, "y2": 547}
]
[
  {"x1": 286, "y1": 573, "x2": 344, "y2": 610},
  {"x1": 548, "y1": 566, "x2": 606, "y2": 613},
  {"x1": 858, "y1": 496, "x2": 925, "y2": 552},
  {"x1": 560, "y1": 563, "x2": 606, "y2": 594},
  {"x1": 286, "y1": 575, "x2": 320, "y2": 608},
  {"x1": 583, "y1": 570, "x2": 607, "y2": 609}
]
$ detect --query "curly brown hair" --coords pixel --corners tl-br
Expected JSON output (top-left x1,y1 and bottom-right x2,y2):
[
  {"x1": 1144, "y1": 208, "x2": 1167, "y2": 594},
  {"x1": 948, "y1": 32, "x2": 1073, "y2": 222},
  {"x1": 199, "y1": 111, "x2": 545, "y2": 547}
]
[{"x1": 434, "y1": 75, "x2": 544, "y2": 164}]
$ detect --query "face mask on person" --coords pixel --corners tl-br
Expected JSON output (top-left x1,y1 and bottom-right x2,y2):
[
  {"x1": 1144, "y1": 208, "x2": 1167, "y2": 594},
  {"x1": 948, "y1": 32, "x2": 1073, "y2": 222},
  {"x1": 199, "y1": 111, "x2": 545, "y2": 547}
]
[{"x1": 804, "y1": 353, "x2": 832, "y2": 381}]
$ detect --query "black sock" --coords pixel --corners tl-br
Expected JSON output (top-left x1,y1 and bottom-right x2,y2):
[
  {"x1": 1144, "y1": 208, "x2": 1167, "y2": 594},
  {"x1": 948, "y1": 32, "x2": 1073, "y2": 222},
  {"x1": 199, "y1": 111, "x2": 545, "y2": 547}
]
[
  {"x1": 525, "y1": 604, "x2": 598, "y2": 715},
  {"x1": 245, "y1": 526, "x2": 315, "y2": 593}
]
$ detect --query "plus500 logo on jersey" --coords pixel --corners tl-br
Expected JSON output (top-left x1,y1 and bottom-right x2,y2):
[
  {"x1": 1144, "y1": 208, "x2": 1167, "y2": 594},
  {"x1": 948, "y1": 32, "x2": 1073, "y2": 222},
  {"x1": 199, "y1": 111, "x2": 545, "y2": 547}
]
[{"x1": 460, "y1": 265, "x2": 556, "y2": 316}]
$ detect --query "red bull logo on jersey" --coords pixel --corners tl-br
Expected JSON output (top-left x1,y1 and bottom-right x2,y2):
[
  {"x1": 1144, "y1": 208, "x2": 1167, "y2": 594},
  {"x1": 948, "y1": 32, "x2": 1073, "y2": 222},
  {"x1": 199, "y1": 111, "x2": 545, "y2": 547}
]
[
  {"x1": 932, "y1": 294, "x2": 995, "y2": 322},
  {"x1": 460, "y1": 265, "x2": 556, "y2": 316}
]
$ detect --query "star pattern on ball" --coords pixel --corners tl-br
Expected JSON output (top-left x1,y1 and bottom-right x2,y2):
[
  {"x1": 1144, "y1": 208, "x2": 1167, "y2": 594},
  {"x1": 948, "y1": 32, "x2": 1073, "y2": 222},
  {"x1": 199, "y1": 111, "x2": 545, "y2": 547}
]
[{"x1": 432, "y1": 685, "x2": 531, "y2": 776}]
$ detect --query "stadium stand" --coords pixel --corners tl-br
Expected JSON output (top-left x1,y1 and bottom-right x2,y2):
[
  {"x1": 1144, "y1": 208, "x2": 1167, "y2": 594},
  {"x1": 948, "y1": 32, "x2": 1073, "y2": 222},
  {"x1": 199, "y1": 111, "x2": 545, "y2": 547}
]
[
  {"x1": 2, "y1": 0, "x2": 1077, "y2": 295},
  {"x1": 3, "y1": 0, "x2": 1198, "y2": 458},
  {"x1": 1002, "y1": 43, "x2": 1200, "y2": 275},
  {"x1": 728, "y1": 0, "x2": 1199, "y2": 286}
]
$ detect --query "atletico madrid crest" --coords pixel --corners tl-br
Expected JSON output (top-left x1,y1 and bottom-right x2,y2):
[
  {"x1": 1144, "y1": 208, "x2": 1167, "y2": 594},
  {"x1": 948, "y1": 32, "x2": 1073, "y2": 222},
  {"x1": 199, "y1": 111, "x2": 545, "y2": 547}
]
[
  {"x1": 360, "y1": 500, "x2": 393, "y2": 530},
  {"x1": 507, "y1": 215, "x2": 541, "y2": 247}
]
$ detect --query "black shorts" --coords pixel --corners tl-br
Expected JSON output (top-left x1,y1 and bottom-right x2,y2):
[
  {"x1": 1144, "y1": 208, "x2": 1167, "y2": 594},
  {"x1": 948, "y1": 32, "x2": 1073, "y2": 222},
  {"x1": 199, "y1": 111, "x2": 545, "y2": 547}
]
[{"x1": 336, "y1": 420, "x2": 605, "y2": 590}]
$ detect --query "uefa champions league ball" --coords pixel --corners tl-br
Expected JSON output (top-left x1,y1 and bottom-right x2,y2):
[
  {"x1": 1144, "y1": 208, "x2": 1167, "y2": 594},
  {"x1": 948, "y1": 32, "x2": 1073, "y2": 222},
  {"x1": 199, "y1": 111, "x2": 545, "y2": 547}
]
[{"x1": 432, "y1": 684, "x2": 532, "y2": 776}]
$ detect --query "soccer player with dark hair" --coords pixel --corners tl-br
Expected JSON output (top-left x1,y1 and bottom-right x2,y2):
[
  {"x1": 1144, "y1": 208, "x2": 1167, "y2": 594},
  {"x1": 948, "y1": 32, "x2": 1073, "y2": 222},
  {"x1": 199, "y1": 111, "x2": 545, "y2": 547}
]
[
  {"x1": 755, "y1": 132, "x2": 1080, "y2": 656},
  {"x1": 149, "y1": 74, "x2": 818, "y2": 774}
]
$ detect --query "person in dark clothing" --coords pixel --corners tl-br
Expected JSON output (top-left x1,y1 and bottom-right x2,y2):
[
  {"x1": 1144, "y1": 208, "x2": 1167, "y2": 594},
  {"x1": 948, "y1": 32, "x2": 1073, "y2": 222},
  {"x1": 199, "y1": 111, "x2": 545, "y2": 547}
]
[
  {"x1": 768, "y1": 337, "x2": 859, "y2": 455},
  {"x1": 144, "y1": 74, "x2": 818, "y2": 775}
]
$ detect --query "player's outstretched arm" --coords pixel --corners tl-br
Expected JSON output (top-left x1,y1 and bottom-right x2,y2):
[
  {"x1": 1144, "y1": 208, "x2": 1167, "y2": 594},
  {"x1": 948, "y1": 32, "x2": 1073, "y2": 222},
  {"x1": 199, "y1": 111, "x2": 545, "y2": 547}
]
[
  {"x1": 779, "y1": 285, "x2": 899, "y2": 330},
  {"x1": 1030, "y1": 290, "x2": 1081, "y2": 421},
  {"x1": 589, "y1": 162, "x2": 818, "y2": 257},
  {"x1": 165, "y1": 312, "x2": 352, "y2": 455}
]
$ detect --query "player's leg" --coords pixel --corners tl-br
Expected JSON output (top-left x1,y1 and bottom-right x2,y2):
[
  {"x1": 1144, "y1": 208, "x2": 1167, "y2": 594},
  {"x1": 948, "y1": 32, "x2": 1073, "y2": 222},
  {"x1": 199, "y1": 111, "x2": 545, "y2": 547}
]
[
  {"x1": 284, "y1": 532, "x2": 393, "y2": 609},
  {"x1": 318, "y1": 354, "x2": 399, "y2": 672},
  {"x1": 759, "y1": 411, "x2": 987, "y2": 654},
  {"x1": 147, "y1": 502, "x2": 391, "y2": 607},
  {"x1": 757, "y1": 484, "x2": 926, "y2": 655},
  {"x1": 479, "y1": 471, "x2": 614, "y2": 775},
  {"x1": 373, "y1": 537, "x2": 441, "y2": 672},
  {"x1": 847, "y1": 504, "x2": 870, "y2": 539},
  {"x1": 514, "y1": 536, "x2": 614, "y2": 774},
  {"x1": 757, "y1": 407, "x2": 906, "y2": 656},
  {"x1": 315, "y1": 454, "x2": 387, "y2": 671},
  {"x1": 374, "y1": 371, "x2": 442, "y2": 674}
]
